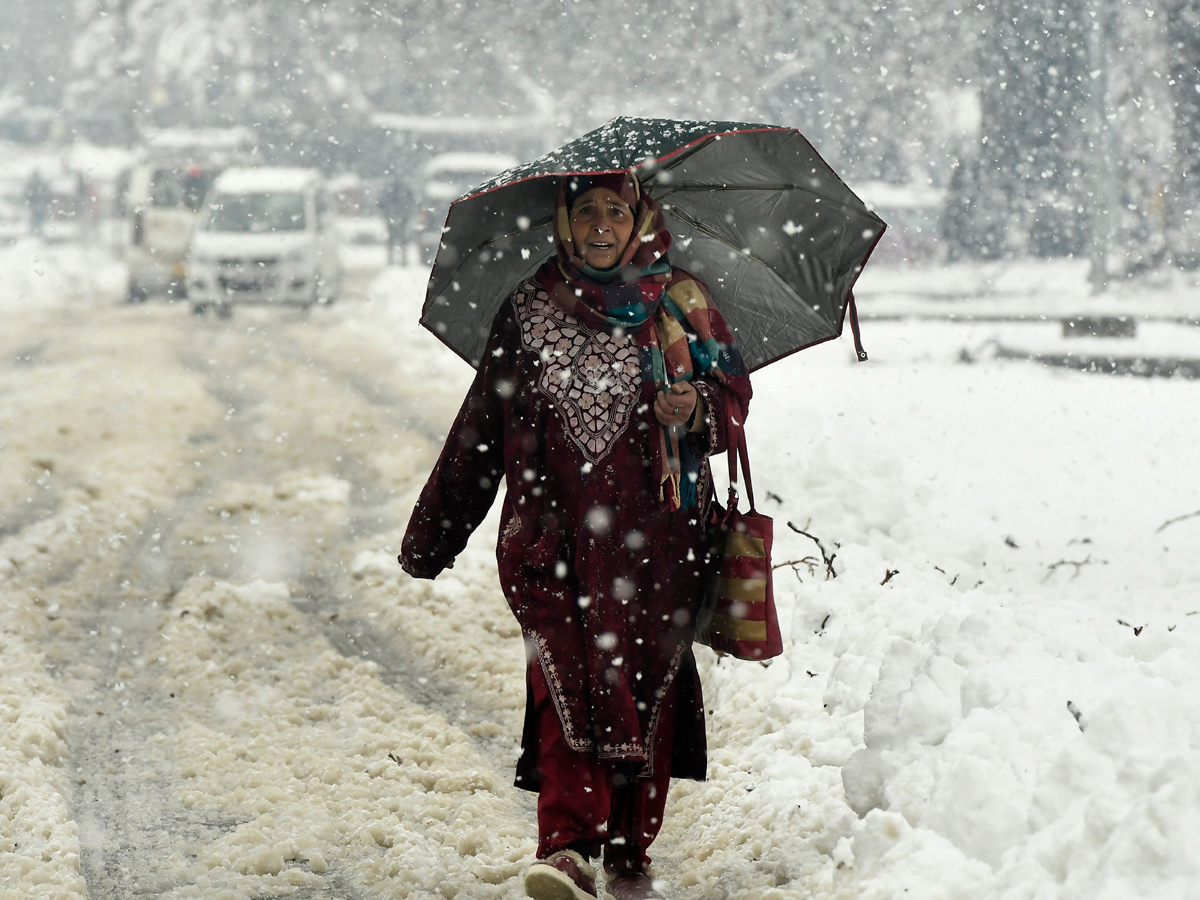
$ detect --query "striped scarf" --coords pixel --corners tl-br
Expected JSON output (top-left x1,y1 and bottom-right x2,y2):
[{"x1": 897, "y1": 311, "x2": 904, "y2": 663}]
[{"x1": 539, "y1": 172, "x2": 749, "y2": 510}]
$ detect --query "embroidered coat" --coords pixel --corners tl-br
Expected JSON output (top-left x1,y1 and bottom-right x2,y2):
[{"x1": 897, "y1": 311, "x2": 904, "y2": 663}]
[{"x1": 400, "y1": 272, "x2": 748, "y2": 782}]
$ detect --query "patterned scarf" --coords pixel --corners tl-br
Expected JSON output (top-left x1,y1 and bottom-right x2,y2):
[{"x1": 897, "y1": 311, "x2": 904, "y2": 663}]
[{"x1": 538, "y1": 172, "x2": 750, "y2": 510}]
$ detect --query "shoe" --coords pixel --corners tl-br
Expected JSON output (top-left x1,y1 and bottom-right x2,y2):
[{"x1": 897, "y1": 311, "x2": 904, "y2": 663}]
[
  {"x1": 606, "y1": 868, "x2": 666, "y2": 900},
  {"x1": 524, "y1": 849, "x2": 598, "y2": 900}
]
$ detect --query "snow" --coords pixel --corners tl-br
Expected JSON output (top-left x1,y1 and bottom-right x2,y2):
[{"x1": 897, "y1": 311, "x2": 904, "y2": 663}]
[
  {"x1": 421, "y1": 153, "x2": 521, "y2": 177},
  {"x1": 212, "y1": 167, "x2": 323, "y2": 195},
  {"x1": 1, "y1": 243, "x2": 1198, "y2": 898},
  {"x1": 0, "y1": 239, "x2": 125, "y2": 312}
]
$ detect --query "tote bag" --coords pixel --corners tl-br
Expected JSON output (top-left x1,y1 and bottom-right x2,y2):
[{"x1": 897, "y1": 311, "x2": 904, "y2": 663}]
[{"x1": 694, "y1": 406, "x2": 783, "y2": 661}]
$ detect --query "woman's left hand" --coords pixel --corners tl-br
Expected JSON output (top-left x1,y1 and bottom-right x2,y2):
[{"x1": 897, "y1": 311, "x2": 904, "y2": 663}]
[{"x1": 654, "y1": 382, "x2": 698, "y2": 428}]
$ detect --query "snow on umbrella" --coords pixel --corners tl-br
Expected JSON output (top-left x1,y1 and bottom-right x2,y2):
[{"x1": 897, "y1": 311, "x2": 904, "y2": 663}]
[{"x1": 420, "y1": 116, "x2": 886, "y2": 371}]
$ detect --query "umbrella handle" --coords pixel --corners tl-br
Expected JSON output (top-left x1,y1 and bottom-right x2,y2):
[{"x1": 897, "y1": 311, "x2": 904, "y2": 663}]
[{"x1": 848, "y1": 291, "x2": 868, "y2": 362}]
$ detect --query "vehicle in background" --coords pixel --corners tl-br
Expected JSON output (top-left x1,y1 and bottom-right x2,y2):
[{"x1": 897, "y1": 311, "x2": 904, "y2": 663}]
[
  {"x1": 124, "y1": 128, "x2": 255, "y2": 301},
  {"x1": 187, "y1": 167, "x2": 343, "y2": 314},
  {"x1": 856, "y1": 181, "x2": 946, "y2": 265},
  {"x1": 333, "y1": 213, "x2": 389, "y2": 275},
  {"x1": 410, "y1": 151, "x2": 518, "y2": 264}
]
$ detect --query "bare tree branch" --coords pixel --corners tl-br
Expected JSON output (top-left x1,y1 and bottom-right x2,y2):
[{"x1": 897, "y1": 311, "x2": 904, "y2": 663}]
[
  {"x1": 773, "y1": 556, "x2": 822, "y2": 579},
  {"x1": 787, "y1": 521, "x2": 837, "y2": 579},
  {"x1": 1157, "y1": 509, "x2": 1200, "y2": 534},
  {"x1": 1041, "y1": 555, "x2": 1105, "y2": 582}
]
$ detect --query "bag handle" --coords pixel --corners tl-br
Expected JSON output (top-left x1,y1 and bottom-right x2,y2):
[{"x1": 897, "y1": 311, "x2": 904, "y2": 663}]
[{"x1": 725, "y1": 399, "x2": 756, "y2": 514}]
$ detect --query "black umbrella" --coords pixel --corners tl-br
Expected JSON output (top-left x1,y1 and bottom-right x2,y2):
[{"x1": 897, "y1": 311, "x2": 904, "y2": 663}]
[{"x1": 420, "y1": 116, "x2": 886, "y2": 371}]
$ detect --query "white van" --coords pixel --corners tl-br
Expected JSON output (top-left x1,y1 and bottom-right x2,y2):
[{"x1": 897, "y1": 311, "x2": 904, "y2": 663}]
[
  {"x1": 187, "y1": 167, "x2": 343, "y2": 312},
  {"x1": 124, "y1": 128, "x2": 255, "y2": 301}
]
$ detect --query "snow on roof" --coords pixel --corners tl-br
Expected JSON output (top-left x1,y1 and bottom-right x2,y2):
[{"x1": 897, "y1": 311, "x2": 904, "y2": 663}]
[
  {"x1": 145, "y1": 127, "x2": 255, "y2": 151},
  {"x1": 213, "y1": 167, "x2": 323, "y2": 194},
  {"x1": 421, "y1": 152, "x2": 520, "y2": 177},
  {"x1": 856, "y1": 180, "x2": 945, "y2": 210},
  {"x1": 371, "y1": 113, "x2": 550, "y2": 136}
]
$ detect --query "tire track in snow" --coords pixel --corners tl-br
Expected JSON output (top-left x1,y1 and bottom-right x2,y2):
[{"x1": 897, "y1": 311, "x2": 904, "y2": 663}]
[
  {"x1": 45, "y1": 303, "x2": 528, "y2": 898},
  {"x1": 179, "y1": 306, "x2": 509, "y2": 742}
]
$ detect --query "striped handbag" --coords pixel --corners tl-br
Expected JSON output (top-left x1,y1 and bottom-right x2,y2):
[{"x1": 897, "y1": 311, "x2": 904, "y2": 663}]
[{"x1": 695, "y1": 407, "x2": 783, "y2": 661}]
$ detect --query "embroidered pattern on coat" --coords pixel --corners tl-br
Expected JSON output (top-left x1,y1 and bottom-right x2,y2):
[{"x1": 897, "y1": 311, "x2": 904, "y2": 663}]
[
  {"x1": 529, "y1": 629, "x2": 683, "y2": 777},
  {"x1": 512, "y1": 280, "x2": 642, "y2": 464}
]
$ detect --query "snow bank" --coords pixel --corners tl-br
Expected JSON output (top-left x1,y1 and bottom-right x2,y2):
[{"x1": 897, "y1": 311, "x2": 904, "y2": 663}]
[
  {"x1": 0, "y1": 239, "x2": 125, "y2": 312},
  {"x1": 689, "y1": 326, "x2": 1200, "y2": 899},
  {"x1": 0, "y1": 592, "x2": 85, "y2": 897},
  {"x1": 358, "y1": 265, "x2": 479, "y2": 389},
  {"x1": 355, "y1": 264, "x2": 1200, "y2": 898}
]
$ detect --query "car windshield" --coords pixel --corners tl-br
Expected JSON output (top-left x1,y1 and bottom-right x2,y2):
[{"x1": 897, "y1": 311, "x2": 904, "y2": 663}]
[{"x1": 203, "y1": 191, "x2": 306, "y2": 232}]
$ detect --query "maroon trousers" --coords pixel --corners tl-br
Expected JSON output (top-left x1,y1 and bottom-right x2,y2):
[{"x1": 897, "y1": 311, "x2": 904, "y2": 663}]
[{"x1": 529, "y1": 660, "x2": 677, "y2": 871}]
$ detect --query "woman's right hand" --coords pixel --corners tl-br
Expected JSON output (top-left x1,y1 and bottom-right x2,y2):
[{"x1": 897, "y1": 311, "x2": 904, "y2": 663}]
[{"x1": 654, "y1": 383, "x2": 703, "y2": 430}]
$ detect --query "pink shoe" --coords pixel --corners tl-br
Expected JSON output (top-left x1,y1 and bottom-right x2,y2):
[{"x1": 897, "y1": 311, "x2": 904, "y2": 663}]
[{"x1": 524, "y1": 849, "x2": 598, "y2": 900}]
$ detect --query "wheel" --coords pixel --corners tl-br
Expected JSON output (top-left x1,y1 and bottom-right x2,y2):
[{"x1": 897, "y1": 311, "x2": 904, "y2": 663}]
[
  {"x1": 192, "y1": 302, "x2": 207, "y2": 316},
  {"x1": 216, "y1": 303, "x2": 232, "y2": 319},
  {"x1": 126, "y1": 283, "x2": 148, "y2": 304}
]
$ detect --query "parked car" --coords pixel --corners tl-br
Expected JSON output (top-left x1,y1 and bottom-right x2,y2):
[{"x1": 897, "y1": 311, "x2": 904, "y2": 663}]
[
  {"x1": 124, "y1": 128, "x2": 255, "y2": 301},
  {"x1": 856, "y1": 181, "x2": 946, "y2": 265},
  {"x1": 187, "y1": 167, "x2": 343, "y2": 313},
  {"x1": 410, "y1": 151, "x2": 518, "y2": 264},
  {"x1": 334, "y1": 214, "x2": 389, "y2": 274}
]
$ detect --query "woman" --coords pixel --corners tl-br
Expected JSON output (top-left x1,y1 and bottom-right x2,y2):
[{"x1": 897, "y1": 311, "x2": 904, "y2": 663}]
[{"x1": 400, "y1": 171, "x2": 751, "y2": 900}]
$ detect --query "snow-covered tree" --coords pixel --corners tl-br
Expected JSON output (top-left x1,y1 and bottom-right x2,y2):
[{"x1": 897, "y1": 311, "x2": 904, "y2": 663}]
[
  {"x1": 1164, "y1": 0, "x2": 1200, "y2": 268},
  {"x1": 0, "y1": 0, "x2": 1184, "y2": 270}
]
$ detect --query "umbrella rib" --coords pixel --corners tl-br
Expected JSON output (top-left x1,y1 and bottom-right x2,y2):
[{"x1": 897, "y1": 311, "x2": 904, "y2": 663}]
[
  {"x1": 663, "y1": 205, "x2": 775, "y2": 269},
  {"x1": 659, "y1": 184, "x2": 809, "y2": 193},
  {"x1": 655, "y1": 185, "x2": 875, "y2": 220},
  {"x1": 435, "y1": 214, "x2": 555, "y2": 285},
  {"x1": 639, "y1": 135, "x2": 716, "y2": 175}
]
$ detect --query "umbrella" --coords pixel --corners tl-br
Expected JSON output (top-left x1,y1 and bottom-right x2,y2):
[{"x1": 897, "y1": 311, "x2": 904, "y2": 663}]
[{"x1": 419, "y1": 116, "x2": 886, "y2": 371}]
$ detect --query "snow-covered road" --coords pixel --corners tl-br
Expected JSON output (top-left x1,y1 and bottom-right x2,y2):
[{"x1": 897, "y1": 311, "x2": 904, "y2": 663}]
[
  {"x1": 0, "y1": 284, "x2": 543, "y2": 898},
  {"x1": 3, "y1": 251, "x2": 1200, "y2": 900}
]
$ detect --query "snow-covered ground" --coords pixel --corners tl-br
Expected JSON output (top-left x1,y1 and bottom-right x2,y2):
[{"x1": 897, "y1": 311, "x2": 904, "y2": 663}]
[{"x1": 1, "y1": 243, "x2": 1198, "y2": 899}]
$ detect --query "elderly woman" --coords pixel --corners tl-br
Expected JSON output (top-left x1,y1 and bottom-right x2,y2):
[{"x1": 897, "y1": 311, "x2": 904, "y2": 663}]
[{"x1": 400, "y1": 171, "x2": 751, "y2": 900}]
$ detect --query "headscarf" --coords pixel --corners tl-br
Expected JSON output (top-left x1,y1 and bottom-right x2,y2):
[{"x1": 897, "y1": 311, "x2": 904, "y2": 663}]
[{"x1": 536, "y1": 171, "x2": 750, "y2": 511}]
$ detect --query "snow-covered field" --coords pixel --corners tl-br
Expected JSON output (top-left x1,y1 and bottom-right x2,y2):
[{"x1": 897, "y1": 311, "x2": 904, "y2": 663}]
[{"x1": 2, "y1": 242, "x2": 1198, "y2": 899}]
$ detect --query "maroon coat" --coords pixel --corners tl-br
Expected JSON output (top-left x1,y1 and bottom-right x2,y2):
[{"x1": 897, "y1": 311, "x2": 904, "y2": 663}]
[{"x1": 400, "y1": 275, "x2": 747, "y2": 781}]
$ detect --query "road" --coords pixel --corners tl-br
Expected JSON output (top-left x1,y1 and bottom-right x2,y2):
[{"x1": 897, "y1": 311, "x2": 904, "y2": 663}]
[{"x1": 0, "y1": 282, "x2": 541, "y2": 899}]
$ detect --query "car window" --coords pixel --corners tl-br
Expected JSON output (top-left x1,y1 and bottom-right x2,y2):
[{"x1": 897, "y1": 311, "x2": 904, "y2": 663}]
[{"x1": 202, "y1": 191, "x2": 307, "y2": 233}]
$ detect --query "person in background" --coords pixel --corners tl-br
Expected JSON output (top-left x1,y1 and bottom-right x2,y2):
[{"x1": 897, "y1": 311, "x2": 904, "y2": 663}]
[
  {"x1": 400, "y1": 171, "x2": 751, "y2": 900},
  {"x1": 26, "y1": 170, "x2": 52, "y2": 237},
  {"x1": 379, "y1": 173, "x2": 414, "y2": 265}
]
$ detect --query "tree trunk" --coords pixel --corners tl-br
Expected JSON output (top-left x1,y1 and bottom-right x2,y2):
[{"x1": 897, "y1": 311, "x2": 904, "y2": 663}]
[
  {"x1": 972, "y1": 0, "x2": 1091, "y2": 258},
  {"x1": 1165, "y1": 0, "x2": 1200, "y2": 268}
]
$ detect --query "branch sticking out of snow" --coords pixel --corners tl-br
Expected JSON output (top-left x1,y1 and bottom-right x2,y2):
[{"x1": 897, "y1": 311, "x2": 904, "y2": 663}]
[
  {"x1": 787, "y1": 521, "x2": 838, "y2": 579},
  {"x1": 1157, "y1": 509, "x2": 1200, "y2": 534}
]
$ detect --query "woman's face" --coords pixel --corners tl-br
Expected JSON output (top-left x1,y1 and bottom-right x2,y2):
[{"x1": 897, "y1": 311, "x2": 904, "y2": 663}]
[{"x1": 569, "y1": 187, "x2": 635, "y2": 270}]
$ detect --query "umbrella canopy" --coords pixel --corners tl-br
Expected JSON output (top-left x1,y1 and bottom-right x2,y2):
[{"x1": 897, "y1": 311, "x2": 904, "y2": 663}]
[{"x1": 420, "y1": 116, "x2": 886, "y2": 371}]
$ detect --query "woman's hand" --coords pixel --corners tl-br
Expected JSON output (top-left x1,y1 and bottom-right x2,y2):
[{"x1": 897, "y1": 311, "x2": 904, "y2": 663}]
[{"x1": 654, "y1": 382, "x2": 702, "y2": 429}]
